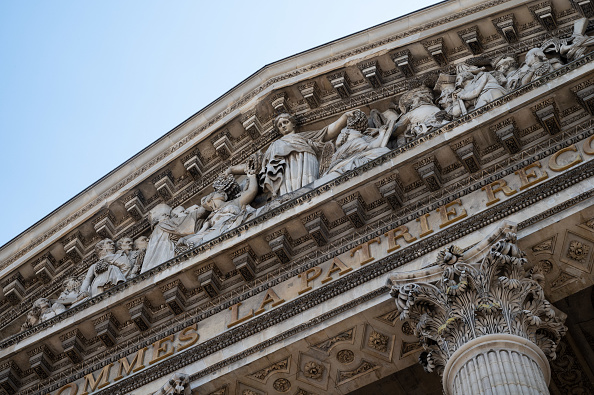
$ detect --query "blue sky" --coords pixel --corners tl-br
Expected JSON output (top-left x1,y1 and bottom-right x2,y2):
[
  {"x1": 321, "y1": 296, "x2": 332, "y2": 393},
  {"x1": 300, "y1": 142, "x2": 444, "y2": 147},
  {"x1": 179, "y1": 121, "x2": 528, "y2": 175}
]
[{"x1": 0, "y1": 0, "x2": 441, "y2": 247}]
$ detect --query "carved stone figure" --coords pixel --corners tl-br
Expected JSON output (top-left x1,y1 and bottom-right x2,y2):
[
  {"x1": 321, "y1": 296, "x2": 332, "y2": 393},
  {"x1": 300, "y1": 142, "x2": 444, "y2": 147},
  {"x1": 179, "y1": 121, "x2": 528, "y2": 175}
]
[
  {"x1": 152, "y1": 373, "x2": 190, "y2": 395},
  {"x1": 491, "y1": 54, "x2": 525, "y2": 91},
  {"x1": 542, "y1": 18, "x2": 594, "y2": 62},
  {"x1": 322, "y1": 110, "x2": 391, "y2": 176},
  {"x1": 128, "y1": 235, "x2": 149, "y2": 276},
  {"x1": 519, "y1": 48, "x2": 563, "y2": 86},
  {"x1": 451, "y1": 64, "x2": 507, "y2": 117},
  {"x1": 178, "y1": 172, "x2": 259, "y2": 248},
  {"x1": 55, "y1": 276, "x2": 85, "y2": 307},
  {"x1": 141, "y1": 204, "x2": 206, "y2": 273},
  {"x1": 21, "y1": 298, "x2": 66, "y2": 331},
  {"x1": 114, "y1": 237, "x2": 135, "y2": 278},
  {"x1": 434, "y1": 73, "x2": 457, "y2": 118},
  {"x1": 79, "y1": 239, "x2": 130, "y2": 299},
  {"x1": 390, "y1": 85, "x2": 450, "y2": 145},
  {"x1": 259, "y1": 111, "x2": 354, "y2": 197}
]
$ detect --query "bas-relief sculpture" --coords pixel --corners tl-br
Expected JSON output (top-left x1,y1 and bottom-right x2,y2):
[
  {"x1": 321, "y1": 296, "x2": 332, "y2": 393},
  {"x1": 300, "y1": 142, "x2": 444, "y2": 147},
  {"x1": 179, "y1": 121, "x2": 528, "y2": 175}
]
[
  {"x1": 450, "y1": 64, "x2": 507, "y2": 117},
  {"x1": 141, "y1": 204, "x2": 206, "y2": 273},
  {"x1": 390, "y1": 85, "x2": 450, "y2": 145},
  {"x1": 258, "y1": 111, "x2": 355, "y2": 197},
  {"x1": 79, "y1": 238, "x2": 130, "y2": 299},
  {"x1": 19, "y1": 24, "x2": 594, "y2": 331},
  {"x1": 21, "y1": 298, "x2": 66, "y2": 331},
  {"x1": 322, "y1": 109, "x2": 392, "y2": 176},
  {"x1": 21, "y1": 236, "x2": 150, "y2": 331},
  {"x1": 491, "y1": 54, "x2": 525, "y2": 91},
  {"x1": 177, "y1": 172, "x2": 259, "y2": 248},
  {"x1": 543, "y1": 18, "x2": 594, "y2": 62},
  {"x1": 520, "y1": 47, "x2": 564, "y2": 86}
]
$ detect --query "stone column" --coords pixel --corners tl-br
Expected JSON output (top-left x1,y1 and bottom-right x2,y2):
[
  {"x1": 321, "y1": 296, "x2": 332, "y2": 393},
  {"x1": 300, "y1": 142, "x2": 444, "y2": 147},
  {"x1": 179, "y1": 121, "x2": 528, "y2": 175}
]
[
  {"x1": 388, "y1": 224, "x2": 566, "y2": 395},
  {"x1": 443, "y1": 333, "x2": 550, "y2": 394}
]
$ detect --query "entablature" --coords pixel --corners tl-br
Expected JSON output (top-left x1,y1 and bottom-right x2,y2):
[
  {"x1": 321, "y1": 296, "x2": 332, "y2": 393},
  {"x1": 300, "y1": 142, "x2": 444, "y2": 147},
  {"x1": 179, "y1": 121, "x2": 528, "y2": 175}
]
[{"x1": 3, "y1": 0, "x2": 594, "y2": 392}]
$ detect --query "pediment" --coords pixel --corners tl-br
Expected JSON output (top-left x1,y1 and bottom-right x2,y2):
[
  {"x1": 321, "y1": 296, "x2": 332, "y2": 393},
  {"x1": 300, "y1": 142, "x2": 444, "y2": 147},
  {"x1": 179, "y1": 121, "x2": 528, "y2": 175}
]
[{"x1": 3, "y1": 0, "x2": 594, "y2": 393}]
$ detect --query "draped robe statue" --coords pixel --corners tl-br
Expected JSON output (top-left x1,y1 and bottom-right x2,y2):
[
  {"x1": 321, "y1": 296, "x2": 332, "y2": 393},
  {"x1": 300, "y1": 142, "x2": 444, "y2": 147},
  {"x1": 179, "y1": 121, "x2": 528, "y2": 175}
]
[
  {"x1": 323, "y1": 110, "x2": 392, "y2": 176},
  {"x1": 141, "y1": 204, "x2": 205, "y2": 273},
  {"x1": 259, "y1": 112, "x2": 353, "y2": 197}
]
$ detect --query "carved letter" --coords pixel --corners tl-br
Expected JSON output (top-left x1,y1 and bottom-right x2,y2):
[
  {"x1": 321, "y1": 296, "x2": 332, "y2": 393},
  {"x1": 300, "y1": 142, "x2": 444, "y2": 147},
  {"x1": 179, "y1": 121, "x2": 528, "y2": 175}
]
[
  {"x1": 114, "y1": 347, "x2": 147, "y2": 381},
  {"x1": 81, "y1": 363, "x2": 113, "y2": 394},
  {"x1": 149, "y1": 335, "x2": 174, "y2": 365},
  {"x1": 515, "y1": 161, "x2": 548, "y2": 190},
  {"x1": 549, "y1": 145, "x2": 582, "y2": 172},
  {"x1": 322, "y1": 257, "x2": 352, "y2": 284},
  {"x1": 583, "y1": 135, "x2": 594, "y2": 155},
  {"x1": 55, "y1": 383, "x2": 78, "y2": 395},
  {"x1": 437, "y1": 199, "x2": 468, "y2": 228},
  {"x1": 298, "y1": 267, "x2": 322, "y2": 294},
  {"x1": 482, "y1": 179, "x2": 517, "y2": 206},
  {"x1": 228, "y1": 302, "x2": 254, "y2": 328},
  {"x1": 254, "y1": 289, "x2": 285, "y2": 315},
  {"x1": 385, "y1": 226, "x2": 417, "y2": 252},
  {"x1": 416, "y1": 213, "x2": 433, "y2": 238},
  {"x1": 177, "y1": 324, "x2": 199, "y2": 351},
  {"x1": 351, "y1": 237, "x2": 381, "y2": 265}
]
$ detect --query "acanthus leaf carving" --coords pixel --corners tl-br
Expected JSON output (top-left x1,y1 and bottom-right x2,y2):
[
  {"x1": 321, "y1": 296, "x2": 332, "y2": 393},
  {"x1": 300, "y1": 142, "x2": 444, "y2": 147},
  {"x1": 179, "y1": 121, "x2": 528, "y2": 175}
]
[{"x1": 388, "y1": 227, "x2": 567, "y2": 375}]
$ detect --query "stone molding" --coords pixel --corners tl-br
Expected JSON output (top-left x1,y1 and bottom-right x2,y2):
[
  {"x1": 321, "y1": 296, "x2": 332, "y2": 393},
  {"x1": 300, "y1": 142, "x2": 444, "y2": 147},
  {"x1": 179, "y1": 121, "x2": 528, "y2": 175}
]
[
  {"x1": 6, "y1": 125, "x2": 594, "y2": 353},
  {"x1": 0, "y1": 0, "x2": 554, "y2": 273}
]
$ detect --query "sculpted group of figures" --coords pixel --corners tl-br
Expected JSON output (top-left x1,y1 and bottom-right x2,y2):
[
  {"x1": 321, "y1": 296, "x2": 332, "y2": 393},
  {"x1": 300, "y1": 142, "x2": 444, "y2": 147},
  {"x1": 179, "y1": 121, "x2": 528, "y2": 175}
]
[
  {"x1": 21, "y1": 20, "x2": 594, "y2": 330},
  {"x1": 21, "y1": 237, "x2": 148, "y2": 330}
]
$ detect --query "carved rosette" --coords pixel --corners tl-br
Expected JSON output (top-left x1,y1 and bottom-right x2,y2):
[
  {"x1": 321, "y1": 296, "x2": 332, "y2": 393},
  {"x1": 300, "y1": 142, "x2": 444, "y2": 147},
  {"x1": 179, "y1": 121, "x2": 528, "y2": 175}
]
[{"x1": 388, "y1": 226, "x2": 566, "y2": 394}]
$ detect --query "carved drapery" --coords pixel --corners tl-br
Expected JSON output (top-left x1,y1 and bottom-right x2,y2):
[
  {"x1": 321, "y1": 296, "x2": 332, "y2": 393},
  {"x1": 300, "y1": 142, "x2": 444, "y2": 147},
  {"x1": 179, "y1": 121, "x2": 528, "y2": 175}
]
[{"x1": 388, "y1": 223, "x2": 567, "y2": 394}]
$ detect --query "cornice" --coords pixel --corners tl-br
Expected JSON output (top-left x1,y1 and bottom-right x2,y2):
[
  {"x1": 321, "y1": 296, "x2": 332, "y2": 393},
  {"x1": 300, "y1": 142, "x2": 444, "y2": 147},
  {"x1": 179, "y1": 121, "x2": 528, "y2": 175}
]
[
  {"x1": 10, "y1": 131, "x2": 594, "y2": 393},
  {"x1": 4, "y1": 54, "x2": 594, "y2": 350},
  {"x1": 93, "y1": 160, "x2": 594, "y2": 395},
  {"x1": 0, "y1": 0, "x2": 528, "y2": 275}
]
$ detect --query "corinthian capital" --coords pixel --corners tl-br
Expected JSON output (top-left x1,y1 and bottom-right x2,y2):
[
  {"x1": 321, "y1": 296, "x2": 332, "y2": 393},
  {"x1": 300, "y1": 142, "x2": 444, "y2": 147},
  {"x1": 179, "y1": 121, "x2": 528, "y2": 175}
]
[{"x1": 388, "y1": 223, "x2": 566, "y2": 377}]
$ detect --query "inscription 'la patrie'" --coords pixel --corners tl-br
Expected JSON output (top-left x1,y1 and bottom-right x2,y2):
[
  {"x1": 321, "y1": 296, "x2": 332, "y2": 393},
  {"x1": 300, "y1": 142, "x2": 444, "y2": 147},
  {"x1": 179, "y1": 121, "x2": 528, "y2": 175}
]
[
  {"x1": 227, "y1": 139, "x2": 592, "y2": 328},
  {"x1": 49, "y1": 139, "x2": 592, "y2": 394}
]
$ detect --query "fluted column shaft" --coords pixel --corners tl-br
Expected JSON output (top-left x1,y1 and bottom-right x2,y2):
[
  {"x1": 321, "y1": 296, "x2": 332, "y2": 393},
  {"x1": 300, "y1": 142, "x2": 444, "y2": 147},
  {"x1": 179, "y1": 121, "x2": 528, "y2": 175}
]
[
  {"x1": 443, "y1": 334, "x2": 550, "y2": 395},
  {"x1": 388, "y1": 226, "x2": 566, "y2": 395}
]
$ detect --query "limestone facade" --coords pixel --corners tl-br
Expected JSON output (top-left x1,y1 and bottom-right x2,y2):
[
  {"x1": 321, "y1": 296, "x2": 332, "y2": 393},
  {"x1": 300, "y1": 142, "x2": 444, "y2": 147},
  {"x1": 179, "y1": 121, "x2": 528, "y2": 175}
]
[{"x1": 2, "y1": 0, "x2": 594, "y2": 394}]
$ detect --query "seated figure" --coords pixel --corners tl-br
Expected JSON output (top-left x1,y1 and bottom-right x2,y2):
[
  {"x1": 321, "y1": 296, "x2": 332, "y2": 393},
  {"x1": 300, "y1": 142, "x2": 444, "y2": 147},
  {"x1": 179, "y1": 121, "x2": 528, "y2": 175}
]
[
  {"x1": 55, "y1": 276, "x2": 85, "y2": 307},
  {"x1": 377, "y1": 86, "x2": 449, "y2": 147},
  {"x1": 141, "y1": 204, "x2": 206, "y2": 273},
  {"x1": 21, "y1": 297, "x2": 66, "y2": 331},
  {"x1": 178, "y1": 171, "x2": 259, "y2": 248},
  {"x1": 519, "y1": 48, "x2": 563, "y2": 86},
  {"x1": 451, "y1": 64, "x2": 507, "y2": 117},
  {"x1": 322, "y1": 110, "x2": 391, "y2": 176},
  {"x1": 79, "y1": 239, "x2": 130, "y2": 299},
  {"x1": 491, "y1": 54, "x2": 525, "y2": 91}
]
